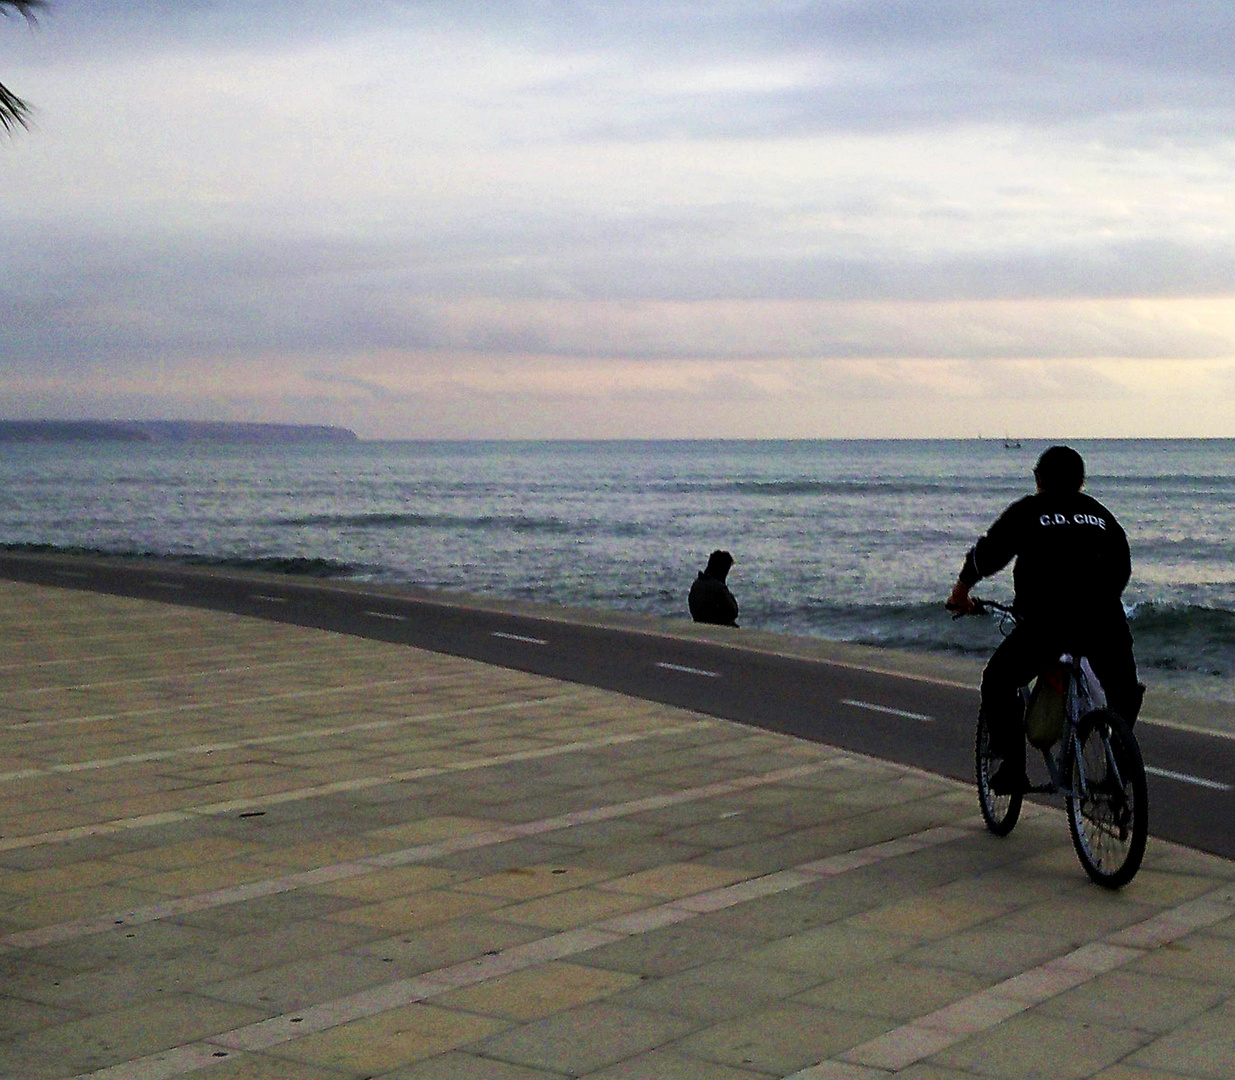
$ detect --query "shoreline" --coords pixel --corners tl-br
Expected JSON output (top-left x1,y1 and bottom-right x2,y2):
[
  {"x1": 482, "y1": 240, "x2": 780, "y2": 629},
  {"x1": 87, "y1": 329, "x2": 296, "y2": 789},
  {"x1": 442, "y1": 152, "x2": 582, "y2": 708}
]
[{"x1": 5, "y1": 548, "x2": 1232, "y2": 740}]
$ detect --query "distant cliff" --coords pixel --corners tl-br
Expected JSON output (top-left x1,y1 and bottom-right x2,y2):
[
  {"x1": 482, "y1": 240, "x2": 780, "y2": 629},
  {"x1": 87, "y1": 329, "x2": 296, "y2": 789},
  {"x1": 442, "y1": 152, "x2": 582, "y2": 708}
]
[{"x1": 0, "y1": 421, "x2": 359, "y2": 444}]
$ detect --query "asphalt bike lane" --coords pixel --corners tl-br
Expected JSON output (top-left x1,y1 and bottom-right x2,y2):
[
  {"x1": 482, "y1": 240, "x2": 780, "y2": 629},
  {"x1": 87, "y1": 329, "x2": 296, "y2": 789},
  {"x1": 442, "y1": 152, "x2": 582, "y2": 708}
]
[{"x1": 2, "y1": 551, "x2": 1231, "y2": 861}]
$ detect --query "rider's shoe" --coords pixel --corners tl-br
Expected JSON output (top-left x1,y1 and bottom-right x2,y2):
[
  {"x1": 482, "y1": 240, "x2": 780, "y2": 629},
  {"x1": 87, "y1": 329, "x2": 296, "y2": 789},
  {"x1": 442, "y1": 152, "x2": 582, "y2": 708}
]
[{"x1": 989, "y1": 761, "x2": 1028, "y2": 795}]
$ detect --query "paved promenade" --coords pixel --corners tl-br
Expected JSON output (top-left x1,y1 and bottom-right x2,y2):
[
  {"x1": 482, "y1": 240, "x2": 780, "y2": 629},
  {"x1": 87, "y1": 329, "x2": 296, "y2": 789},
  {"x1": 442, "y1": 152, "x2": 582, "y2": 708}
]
[{"x1": 1, "y1": 579, "x2": 1233, "y2": 1080}]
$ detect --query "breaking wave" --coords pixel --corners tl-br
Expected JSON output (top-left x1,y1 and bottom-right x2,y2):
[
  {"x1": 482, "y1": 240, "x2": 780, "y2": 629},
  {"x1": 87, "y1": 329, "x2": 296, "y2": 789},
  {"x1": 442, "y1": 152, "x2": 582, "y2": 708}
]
[
  {"x1": 1, "y1": 543, "x2": 356, "y2": 578},
  {"x1": 272, "y1": 511, "x2": 651, "y2": 537}
]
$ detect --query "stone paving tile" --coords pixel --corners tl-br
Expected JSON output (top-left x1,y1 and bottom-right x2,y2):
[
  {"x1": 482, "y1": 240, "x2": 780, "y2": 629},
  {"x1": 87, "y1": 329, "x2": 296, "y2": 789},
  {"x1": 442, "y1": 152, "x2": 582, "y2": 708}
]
[
  {"x1": 15, "y1": 917, "x2": 229, "y2": 974},
  {"x1": 323, "y1": 888, "x2": 507, "y2": 933},
  {"x1": 902, "y1": 925, "x2": 1082, "y2": 981},
  {"x1": 743, "y1": 922, "x2": 920, "y2": 976},
  {"x1": 990, "y1": 893, "x2": 1159, "y2": 947},
  {"x1": 168, "y1": 886, "x2": 359, "y2": 932},
  {"x1": 1125, "y1": 931, "x2": 1235, "y2": 987},
  {"x1": 573, "y1": 921, "x2": 763, "y2": 978},
  {"x1": 377, "y1": 1050, "x2": 571, "y2": 1078},
  {"x1": 896, "y1": 1065, "x2": 1002, "y2": 1080},
  {"x1": 929, "y1": 1011, "x2": 1155, "y2": 1080},
  {"x1": 10, "y1": 951, "x2": 244, "y2": 1013},
  {"x1": 612, "y1": 956, "x2": 823, "y2": 1022},
  {"x1": 1033, "y1": 968, "x2": 1230, "y2": 1033},
  {"x1": 3, "y1": 883, "x2": 165, "y2": 928},
  {"x1": 1114, "y1": 868, "x2": 1232, "y2": 908},
  {"x1": 467, "y1": 1001, "x2": 698, "y2": 1075},
  {"x1": 5, "y1": 994, "x2": 270, "y2": 1076},
  {"x1": 683, "y1": 874, "x2": 895, "y2": 940},
  {"x1": 491, "y1": 885, "x2": 655, "y2": 930},
  {"x1": 305, "y1": 863, "x2": 465, "y2": 901},
  {"x1": 209, "y1": 919, "x2": 386, "y2": 972},
  {"x1": 0, "y1": 996, "x2": 80, "y2": 1039},
  {"x1": 122, "y1": 857, "x2": 292, "y2": 896},
  {"x1": 453, "y1": 863, "x2": 611, "y2": 901},
  {"x1": 586, "y1": 1046, "x2": 779, "y2": 1079},
  {"x1": 432, "y1": 960, "x2": 643, "y2": 1020},
  {"x1": 597, "y1": 861, "x2": 753, "y2": 900},
  {"x1": 191, "y1": 1056, "x2": 358, "y2": 1080},
  {"x1": 268, "y1": 1002, "x2": 511, "y2": 1074},
  {"x1": 793, "y1": 962, "x2": 993, "y2": 1022},
  {"x1": 0, "y1": 857, "x2": 139, "y2": 895},
  {"x1": 567, "y1": 839, "x2": 713, "y2": 875},
  {"x1": 426, "y1": 837, "x2": 593, "y2": 876},
  {"x1": 3, "y1": 578, "x2": 1235, "y2": 1080},
  {"x1": 201, "y1": 949, "x2": 435, "y2": 1013},
  {"x1": 843, "y1": 891, "x2": 1014, "y2": 941},
  {"x1": 345, "y1": 914, "x2": 549, "y2": 974},
  {"x1": 543, "y1": 817, "x2": 662, "y2": 850},
  {"x1": 1210, "y1": 914, "x2": 1235, "y2": 940},
  {"x1": 675, "y1": 1000, "x2": 892, "y2": 1075},
  {"x1": 1161, "y1": 1025, "x2": 1235, "y2": 1080}
]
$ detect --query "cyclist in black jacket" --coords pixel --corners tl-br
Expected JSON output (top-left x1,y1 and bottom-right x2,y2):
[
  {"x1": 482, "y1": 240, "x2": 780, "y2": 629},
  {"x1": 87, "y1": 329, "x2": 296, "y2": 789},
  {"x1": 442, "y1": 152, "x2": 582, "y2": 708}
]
[{"x1": 947, "y1": 446, "x2": 1142, "y2": 793}]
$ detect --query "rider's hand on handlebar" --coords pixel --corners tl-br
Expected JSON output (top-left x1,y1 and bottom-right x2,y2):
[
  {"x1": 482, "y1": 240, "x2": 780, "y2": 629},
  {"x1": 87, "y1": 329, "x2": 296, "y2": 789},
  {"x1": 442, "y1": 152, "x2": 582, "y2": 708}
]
[{"x1": 946, "y1": 580, "x2": 977, "y2": 617}]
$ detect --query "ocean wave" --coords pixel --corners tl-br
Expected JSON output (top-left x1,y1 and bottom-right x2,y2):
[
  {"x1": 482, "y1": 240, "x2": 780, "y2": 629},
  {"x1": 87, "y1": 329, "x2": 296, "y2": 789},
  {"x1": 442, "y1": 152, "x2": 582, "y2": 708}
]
[
  {"x1": 668, "y1": 480, "x2": 1016, "y2": 497},
  {"x1": 1130, "y1": 537, "x2": 1233, "y2": 563},
  {"x1": 765, "y1": 598, "x2": 1234, "y2": 682},
  {"x1": 0, "y1": 542, "x2": 356, "y2": 578},
  {"x1": 1096, "y1": 473, "x2": 1235, "y2": 489},
  {"x1": 1127, "y1": 602, "x2": 1234, "y2": 677},
  {"x1": 272, "y1": 511, "x2": 651, "y2": 537}
]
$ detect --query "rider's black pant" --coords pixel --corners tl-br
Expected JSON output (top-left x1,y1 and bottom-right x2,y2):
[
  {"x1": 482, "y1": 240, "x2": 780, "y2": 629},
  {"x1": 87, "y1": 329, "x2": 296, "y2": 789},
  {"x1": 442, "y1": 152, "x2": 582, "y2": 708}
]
[{"x1": 980, "y1": 620, "x2": 1141, "y2": 762}]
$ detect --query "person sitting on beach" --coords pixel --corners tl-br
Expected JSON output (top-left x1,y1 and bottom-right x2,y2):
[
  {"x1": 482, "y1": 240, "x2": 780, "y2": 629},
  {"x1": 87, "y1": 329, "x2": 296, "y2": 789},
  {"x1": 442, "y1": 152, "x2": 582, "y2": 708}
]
[
  {"x1": 946, "y1": 445, "x2": 1143, "y2": 794},
  {"x1": 689, "y1": 550, "x2": 740, "y2": 627}
]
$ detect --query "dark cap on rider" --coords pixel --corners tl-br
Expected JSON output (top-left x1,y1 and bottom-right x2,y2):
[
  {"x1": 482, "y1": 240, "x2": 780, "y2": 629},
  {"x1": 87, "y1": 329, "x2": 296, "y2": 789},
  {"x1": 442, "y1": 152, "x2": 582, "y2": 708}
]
[{"x1": 1033, "y1": 446, "x2": 1085, "y2": 494}]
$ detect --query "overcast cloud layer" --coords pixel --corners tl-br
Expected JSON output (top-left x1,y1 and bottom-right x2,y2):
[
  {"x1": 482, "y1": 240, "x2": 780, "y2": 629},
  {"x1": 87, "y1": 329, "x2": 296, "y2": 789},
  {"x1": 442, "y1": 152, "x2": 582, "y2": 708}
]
[{"x1": 2, "y1": 0, "x2": 1234, "y2": 436}]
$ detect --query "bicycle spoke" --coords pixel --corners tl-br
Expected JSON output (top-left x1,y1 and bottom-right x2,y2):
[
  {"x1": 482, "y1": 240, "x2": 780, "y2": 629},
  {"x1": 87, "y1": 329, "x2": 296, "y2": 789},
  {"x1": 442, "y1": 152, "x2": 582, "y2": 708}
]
[{"x1": 1067, "y1": 710, "x2": 1147, "y2": 888}]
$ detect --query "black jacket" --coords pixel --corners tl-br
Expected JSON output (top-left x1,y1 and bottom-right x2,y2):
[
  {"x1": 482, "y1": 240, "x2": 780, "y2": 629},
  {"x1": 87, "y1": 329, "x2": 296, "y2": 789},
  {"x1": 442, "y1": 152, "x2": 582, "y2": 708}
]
[
  {"x1": 689, "y1": 572, "x2": 739, "y2": 627},
  {"x1": 959, "y1": 490, "x2": 1130, "y2": 632}
]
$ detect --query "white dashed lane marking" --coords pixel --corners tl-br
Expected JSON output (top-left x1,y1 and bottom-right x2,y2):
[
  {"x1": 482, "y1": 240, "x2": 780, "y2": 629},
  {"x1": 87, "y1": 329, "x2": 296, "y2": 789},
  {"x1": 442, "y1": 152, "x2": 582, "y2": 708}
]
[
  {"x1": 1145, "y1": 766, "x2": 1232, "y2": 792},
  {"x1": 491, "y1": 631, "x2": 548, "y2": 645},
  {"x1": 841, "y1": 698, "x2": 934, "y2": 722},
  {"x1": 655, "y1": 662, "x2": 720, "y2": 678},
  {"x1": 363, "y1": 610, "x2": 408, "y2": 621}
]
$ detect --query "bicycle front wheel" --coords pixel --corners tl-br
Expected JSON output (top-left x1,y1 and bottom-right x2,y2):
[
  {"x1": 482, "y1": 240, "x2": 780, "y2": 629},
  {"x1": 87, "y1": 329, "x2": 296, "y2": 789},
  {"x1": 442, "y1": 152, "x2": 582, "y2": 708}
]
[
  {"x1": 1067, "y1": 710, "x2": 1148, "y2": 888},
  {"x1": 976, "y1": 713, "x2": 1022, "y2": 836}
]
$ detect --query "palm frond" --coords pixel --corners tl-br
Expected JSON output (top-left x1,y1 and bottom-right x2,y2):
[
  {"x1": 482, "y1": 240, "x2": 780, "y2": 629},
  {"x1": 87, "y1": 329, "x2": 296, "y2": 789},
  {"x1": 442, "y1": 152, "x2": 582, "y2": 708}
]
[
  {"x1": 1, "y1": 0, "x2": 45, "y2": 134},
  {"x1": 0, "y1": 79, "x2": 31, "y2": 132},
  {"x1": 1, "y1": 2, "x2": 48, "y2": 20}
]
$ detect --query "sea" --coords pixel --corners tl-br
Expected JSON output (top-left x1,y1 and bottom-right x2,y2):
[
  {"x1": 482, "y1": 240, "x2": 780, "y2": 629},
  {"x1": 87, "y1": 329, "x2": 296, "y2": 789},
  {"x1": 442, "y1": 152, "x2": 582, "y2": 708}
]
[{"x1": 1, "y1": 439, "x2": 1232, "y2": 703}]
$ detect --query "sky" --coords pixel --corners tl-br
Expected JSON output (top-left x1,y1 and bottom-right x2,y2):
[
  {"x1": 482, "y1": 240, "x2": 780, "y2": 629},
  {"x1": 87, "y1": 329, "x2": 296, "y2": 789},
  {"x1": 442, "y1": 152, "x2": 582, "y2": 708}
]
[{"x1": 2, "y1": 0, "x2": 1235, "y2": 439}]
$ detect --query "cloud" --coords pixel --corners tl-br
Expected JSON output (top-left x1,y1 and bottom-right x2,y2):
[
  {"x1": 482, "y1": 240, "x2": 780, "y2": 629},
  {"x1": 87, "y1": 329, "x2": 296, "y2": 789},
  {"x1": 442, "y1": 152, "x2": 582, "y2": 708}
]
[
  {"x1": 301, "y1": 370, "x2": 398, "y2": 401},
  {"x1": 5, "y1": 214, "x2": 1234, "y2": 370},
  {"x1": 4, "y1": 2, "x2": 1235, "y2": 436}
]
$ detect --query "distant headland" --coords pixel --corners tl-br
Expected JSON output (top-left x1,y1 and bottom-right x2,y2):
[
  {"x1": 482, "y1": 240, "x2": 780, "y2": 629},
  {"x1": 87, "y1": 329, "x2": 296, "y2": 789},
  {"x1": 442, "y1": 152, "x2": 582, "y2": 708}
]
[{"x1": 0, "y1": 420, "x2": 359, "y2": 444}]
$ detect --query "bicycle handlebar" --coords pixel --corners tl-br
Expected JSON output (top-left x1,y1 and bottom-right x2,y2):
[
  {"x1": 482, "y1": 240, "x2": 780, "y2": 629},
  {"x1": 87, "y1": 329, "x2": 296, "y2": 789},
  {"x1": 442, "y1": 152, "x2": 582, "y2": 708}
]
[
  {"x1": 972, "y1": 597, "x2": 1015, "y2": 618},
  {"x1": 947, "y1": 596, "x2": 1017, "y2": 621}
]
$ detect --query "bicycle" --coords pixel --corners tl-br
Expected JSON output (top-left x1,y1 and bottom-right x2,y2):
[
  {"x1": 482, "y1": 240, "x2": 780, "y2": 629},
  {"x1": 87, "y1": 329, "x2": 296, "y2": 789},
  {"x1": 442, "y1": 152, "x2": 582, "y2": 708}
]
[{"x1": 961, "y1": 598, "x2": 1149, "y2": 888}]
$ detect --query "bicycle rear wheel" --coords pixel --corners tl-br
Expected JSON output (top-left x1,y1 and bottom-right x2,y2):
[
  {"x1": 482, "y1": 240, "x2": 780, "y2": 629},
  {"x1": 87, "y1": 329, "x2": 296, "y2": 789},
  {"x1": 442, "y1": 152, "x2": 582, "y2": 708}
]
[
  {"x1": 976, "y1": 713, "x2": 1022, "y2": 836},
  {"x1": 1067, "y1": 710, "x2": 1148, "y2": 888}
]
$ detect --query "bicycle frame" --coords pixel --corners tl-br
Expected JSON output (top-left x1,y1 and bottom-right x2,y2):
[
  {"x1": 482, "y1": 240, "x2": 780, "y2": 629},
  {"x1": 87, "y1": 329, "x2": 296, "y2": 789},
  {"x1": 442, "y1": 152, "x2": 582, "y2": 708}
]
[{"x1": 1030, "y1": 656, "x2": 1121, "y2": 800}]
